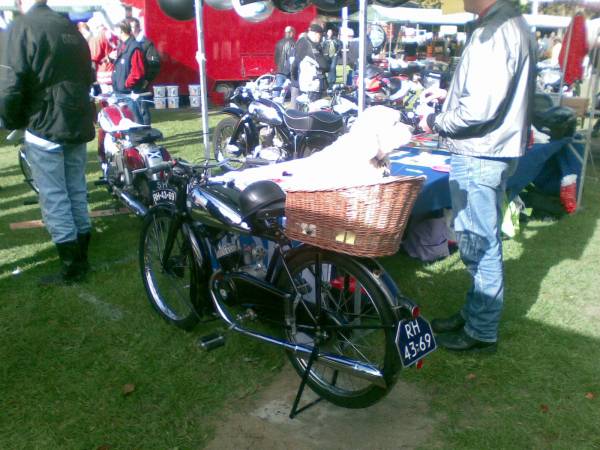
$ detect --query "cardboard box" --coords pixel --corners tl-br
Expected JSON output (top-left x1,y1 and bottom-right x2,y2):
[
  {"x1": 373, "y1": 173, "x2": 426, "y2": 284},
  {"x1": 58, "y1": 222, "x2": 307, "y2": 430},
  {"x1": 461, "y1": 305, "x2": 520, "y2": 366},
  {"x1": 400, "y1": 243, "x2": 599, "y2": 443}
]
[{"x1": 560, "y1": 96, "x2": 589, "y2": 117}]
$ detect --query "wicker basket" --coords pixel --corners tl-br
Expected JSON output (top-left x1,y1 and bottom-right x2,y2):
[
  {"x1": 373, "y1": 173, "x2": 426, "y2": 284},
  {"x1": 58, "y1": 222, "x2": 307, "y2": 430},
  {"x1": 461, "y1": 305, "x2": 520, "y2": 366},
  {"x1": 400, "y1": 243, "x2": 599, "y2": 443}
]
[{"x1": 284, "y1": 175, "x2": 425, "y2": 257}]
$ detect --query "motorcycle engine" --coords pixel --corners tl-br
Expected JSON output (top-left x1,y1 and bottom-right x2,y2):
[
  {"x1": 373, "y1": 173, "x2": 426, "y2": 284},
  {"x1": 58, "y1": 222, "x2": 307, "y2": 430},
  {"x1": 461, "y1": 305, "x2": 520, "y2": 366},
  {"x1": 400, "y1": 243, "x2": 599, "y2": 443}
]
[{"x1": 256, "y1": 126, "x2": 284, "y2": 161}]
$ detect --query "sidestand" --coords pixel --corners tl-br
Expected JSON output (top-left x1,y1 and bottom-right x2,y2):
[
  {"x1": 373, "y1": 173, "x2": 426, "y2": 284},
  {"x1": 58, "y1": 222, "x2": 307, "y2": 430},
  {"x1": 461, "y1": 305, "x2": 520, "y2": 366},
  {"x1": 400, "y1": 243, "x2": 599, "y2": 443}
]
[
  {"x1": 289, "y1": 345, "x2": 322, "y2": 419},
  {"x1": 288, "y1": 346, "x2": 340, "y2": 419}
]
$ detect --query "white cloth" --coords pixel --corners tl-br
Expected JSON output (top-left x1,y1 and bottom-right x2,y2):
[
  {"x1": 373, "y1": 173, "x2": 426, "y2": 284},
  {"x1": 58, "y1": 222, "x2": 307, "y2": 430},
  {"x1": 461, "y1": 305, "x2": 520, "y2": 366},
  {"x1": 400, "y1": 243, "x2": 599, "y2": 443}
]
[{"x1": 214, "y1": 105, "x2": 413, "y2": 191}]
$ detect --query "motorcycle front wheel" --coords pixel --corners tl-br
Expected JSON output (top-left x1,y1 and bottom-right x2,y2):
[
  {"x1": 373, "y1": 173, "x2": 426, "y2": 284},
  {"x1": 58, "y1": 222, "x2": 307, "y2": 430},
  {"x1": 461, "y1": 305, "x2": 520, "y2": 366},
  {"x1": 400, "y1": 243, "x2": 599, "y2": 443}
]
[
  {"x1": 139, "y1": 207, "x2": 202, "y2": 330},
  {"x1": 276, "y1": 248, "x2": 400, "y2": 409},
  {"x1": 213, "y1": 116, "x2": 248, "y2": 171},
  {"x1": 18, "y1": 148, "x2": 39, "y2": 194}
]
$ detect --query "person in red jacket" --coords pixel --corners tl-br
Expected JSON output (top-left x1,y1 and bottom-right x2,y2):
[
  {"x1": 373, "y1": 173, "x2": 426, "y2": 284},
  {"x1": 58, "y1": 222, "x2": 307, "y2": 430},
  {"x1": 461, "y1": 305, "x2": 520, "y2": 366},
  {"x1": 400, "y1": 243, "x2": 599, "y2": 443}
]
[
  {"x1": 88, "y1": 18, "x2": 117, "y2": 94},
  {"x1": 112, "y1": 20, "x2": 149, "y2": 124}
]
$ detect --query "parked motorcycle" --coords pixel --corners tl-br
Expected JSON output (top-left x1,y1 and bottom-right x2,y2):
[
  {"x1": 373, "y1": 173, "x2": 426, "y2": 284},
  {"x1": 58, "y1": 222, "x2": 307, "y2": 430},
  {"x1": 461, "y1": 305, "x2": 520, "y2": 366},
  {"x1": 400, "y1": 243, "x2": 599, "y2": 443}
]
[
  {"x1": 138, "y1": 158, "x2": 435, "y2": 414},
  {"x1": 95, "y1": 92, "x2": 171, "y2": 216},
  {"x1": 213, "y1": 86, "x2": 345, "y2": 171}
]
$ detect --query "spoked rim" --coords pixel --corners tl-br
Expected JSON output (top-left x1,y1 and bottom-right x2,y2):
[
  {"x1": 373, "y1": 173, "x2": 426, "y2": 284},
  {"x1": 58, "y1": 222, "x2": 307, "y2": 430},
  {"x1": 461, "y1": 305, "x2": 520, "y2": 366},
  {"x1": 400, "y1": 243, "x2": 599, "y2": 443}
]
[
  {"x1": 282, "y1": 255, "x2": 393, "y2": 402},
  {"x1": 142, "y1": 212, "x2": 196, "y2": 323},
  {"x1": 214, "y1": 119, "x2": 246, "y2": 171},
  {"x1": 19, "y1": 150, "x2": 39, "y2": 194}
]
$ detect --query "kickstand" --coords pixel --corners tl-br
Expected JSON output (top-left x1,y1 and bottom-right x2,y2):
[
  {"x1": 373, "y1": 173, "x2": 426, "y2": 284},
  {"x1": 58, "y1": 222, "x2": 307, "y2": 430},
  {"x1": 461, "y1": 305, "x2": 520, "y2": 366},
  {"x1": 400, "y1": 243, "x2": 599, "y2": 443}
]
[{"x1": 289, "y1": 345, "x2": 326, "y2": 419}]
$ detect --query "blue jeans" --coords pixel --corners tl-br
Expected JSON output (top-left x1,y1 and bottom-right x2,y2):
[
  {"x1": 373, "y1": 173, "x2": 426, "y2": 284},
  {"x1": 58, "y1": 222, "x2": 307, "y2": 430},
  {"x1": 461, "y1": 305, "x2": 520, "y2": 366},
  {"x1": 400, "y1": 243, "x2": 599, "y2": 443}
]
[
  {"x1": 25, "y1": 142, "x2": 91, "y2": 244},
  {"x1": 449, "y1": 153, "x2": 518, "y2": 342}
]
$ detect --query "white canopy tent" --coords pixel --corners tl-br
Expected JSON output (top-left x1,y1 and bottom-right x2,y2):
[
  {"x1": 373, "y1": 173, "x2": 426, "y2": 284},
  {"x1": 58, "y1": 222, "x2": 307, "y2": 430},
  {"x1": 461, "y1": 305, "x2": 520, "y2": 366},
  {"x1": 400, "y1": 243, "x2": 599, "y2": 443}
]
[{"x1": 348, "y1": 4, "x2": 571, "y2": 28}]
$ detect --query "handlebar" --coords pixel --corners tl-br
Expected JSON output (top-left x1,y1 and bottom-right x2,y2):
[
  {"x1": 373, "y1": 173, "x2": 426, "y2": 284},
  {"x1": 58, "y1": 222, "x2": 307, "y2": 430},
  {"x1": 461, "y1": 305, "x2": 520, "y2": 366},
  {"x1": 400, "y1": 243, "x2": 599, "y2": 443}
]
[
  {"x1": 132, "y1": 157, "x2": 239, "y2": 176},
  {"x1": 92, "y1": 92, "x2": 153, "y2": 103}
]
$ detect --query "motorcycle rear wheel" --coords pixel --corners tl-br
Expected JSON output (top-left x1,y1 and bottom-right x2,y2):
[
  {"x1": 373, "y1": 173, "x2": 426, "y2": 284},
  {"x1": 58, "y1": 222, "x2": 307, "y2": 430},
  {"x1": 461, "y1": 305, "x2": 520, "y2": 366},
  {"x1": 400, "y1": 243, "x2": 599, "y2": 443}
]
[
  {"x1": 276, "y1": 248, "x2": 400, "y2": 408},
  {"x1": 213, "y1": 116, "x2": 248, "y2": 171},
  {"x1": 18, "y1": 148, "x2": 39, "y2": 194},
  {"x1": 139, "y1": 207, "x2": 201, "y2": 330}
]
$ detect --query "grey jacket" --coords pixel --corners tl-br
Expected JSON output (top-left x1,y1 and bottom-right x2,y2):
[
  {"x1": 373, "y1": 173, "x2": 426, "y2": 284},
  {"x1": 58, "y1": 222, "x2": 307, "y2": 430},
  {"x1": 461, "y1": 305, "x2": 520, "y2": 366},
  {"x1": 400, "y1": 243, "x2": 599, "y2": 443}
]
[{"x1": 432, "y1": 1, "x2": 537, "y2": 158}]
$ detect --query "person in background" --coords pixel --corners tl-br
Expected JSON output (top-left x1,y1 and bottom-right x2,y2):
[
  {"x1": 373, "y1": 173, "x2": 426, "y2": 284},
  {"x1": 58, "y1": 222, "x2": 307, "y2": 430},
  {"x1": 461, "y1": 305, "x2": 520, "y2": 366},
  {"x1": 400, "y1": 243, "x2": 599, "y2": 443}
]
[
  {"x1": 112, "y1": 20, "x2": 147, "y2": 124},
  {"x1": 127, "y1": 16, "x2": 155, "y2": 124},
  {"x1": 419, "y1": 0, "x2": 536, "y2": 352},
  {"x1": 0, "y1": 0, "x2": 96, "y2": 285},
  {"x1": 77, "y1": 21, "x2": 92, "y2": 42},
  {"x1": 291, "y1": 23, "x2": 328, "y2": 103},
  {"x1": 88, "y1": 16, "x2": 117, "y2": 94},
  {"x1": 274, "y1": 25, "x2": 295, "y2": 99},
  {"x1": 129, "y1": 15, "x2": 145, "y2": 42},
  {"x1": 323, "y1": 28, "x2": 341, "y2": 88}
]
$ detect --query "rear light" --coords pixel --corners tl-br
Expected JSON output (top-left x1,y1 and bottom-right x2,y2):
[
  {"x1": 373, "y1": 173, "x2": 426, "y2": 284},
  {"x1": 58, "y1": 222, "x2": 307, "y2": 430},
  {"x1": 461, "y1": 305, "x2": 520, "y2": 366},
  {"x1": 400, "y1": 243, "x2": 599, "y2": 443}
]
[
  {"x1": 416, "y1": 359, "x2": 424, "y2": 369},
  {"x1": 124, "y1": 148, "x2": 145, "y2": 170},
  {"x1": 411, "y1": 306, "x2": 421, "y2": 319}
]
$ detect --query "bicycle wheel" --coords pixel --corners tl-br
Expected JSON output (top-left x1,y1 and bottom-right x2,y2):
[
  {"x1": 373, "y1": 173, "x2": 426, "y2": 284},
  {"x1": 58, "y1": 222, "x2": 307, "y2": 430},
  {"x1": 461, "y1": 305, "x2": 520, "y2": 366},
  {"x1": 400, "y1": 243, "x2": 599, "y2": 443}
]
[
  {"x1": 139, "y1": 207, "x2": 202, "y2": 330},
  {"x1": 277, "y1": 248, "x2": 400, "y2": 408},
  {"x1": 213, "y1": 116, "x2": 247, "y2": 171},
  {"x1": 19, "y1": 148, "x2": 39, "y2": 194}
]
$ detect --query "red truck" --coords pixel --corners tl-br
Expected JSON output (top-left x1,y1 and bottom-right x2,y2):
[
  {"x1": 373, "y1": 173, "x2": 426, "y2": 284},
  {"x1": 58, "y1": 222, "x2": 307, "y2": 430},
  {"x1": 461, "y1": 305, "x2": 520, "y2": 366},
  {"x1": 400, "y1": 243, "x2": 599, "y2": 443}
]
[{"x1": 137, "y1": 1, "x2": 316, "y2": 104}]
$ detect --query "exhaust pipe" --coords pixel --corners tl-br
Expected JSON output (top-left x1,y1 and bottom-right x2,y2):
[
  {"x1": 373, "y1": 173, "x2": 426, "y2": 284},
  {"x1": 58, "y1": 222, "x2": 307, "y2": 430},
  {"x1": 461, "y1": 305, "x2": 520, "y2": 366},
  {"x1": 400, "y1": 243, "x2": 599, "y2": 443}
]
[
  {"x1": 209, "y1": 271, "x2": 388, "y2": 388},
  {"x1": 114, "y1": 187, "x2": 148, "y2": 217}
]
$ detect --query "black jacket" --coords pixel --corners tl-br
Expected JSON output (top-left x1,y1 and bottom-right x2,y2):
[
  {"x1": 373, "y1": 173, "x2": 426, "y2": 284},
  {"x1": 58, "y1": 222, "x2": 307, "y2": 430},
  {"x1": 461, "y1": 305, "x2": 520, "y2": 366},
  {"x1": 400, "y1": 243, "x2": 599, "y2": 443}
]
[
  {"x1": 274, "y1": 37, "x2": 295, "y2": 76},
  {"x1": 0, "y1": 4, "x2": 95, "y2": 144},
  {"x1": 290, "y1": 37, "x2": 329, "y2": 84}
]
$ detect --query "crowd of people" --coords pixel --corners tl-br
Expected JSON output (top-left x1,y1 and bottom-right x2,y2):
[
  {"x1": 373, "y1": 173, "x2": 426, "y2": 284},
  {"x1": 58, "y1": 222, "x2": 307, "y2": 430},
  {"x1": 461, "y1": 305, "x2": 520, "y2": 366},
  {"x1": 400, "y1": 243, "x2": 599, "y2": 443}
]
[
  {"x1": 0, "y1": 0, "x2": 158, "y2": 286},
  {"x1": 274, "y1": 22, "x2": 374, "y2": 108}
]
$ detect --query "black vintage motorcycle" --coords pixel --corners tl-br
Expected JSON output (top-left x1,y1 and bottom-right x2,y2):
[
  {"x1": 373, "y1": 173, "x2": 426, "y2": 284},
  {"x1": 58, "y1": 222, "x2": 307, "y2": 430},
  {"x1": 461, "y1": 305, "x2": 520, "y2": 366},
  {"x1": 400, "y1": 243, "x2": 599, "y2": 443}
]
[
  {"x1": 138, "y1": 158, "x2": 436, "y2": 415},
  {"x1": 213, "y1": 86, "x2": 345, "y2": 172}
]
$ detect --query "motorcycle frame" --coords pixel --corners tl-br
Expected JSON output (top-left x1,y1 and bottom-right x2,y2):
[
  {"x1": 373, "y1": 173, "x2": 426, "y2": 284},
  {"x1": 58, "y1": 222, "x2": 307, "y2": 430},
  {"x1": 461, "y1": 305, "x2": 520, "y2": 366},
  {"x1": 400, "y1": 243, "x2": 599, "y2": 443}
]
[
  {"x1": 224, "y1": 104, "x2": 331, "y2": 163},
  {"x1": 151, "y1": 173, "x2": 418, "y2": 388}
]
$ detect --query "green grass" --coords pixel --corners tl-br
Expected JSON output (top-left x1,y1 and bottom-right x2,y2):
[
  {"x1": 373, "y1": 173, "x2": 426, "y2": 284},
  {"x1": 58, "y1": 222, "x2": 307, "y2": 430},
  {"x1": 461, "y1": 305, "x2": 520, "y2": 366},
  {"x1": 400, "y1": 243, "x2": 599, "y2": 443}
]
[{"x1": 1, "y1": 108, "x2": 600, "y2": 449}]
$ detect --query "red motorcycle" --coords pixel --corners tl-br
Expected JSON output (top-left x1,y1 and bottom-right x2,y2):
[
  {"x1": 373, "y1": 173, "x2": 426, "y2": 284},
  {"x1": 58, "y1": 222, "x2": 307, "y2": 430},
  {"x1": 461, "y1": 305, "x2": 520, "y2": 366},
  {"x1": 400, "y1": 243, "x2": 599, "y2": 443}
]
[{"x1": 95, "y1": 92, "x2": 171, "y2": 216}]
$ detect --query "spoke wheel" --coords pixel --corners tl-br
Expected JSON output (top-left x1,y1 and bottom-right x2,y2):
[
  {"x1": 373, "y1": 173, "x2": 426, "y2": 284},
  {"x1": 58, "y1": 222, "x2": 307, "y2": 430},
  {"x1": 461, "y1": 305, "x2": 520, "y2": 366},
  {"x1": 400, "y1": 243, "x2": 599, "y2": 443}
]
[
  {"x1": 213, "y1": 116, "x2": 248, "y2": 171},
  {"x1": 277, "y1": 249, "x2": 400, "y2": 408},
  {"x1": 139, "y1": 207, "x2": 202, "y2": 330},
  {"x1": 19, "y1": 149, "x2": 39, "y2": 194}
]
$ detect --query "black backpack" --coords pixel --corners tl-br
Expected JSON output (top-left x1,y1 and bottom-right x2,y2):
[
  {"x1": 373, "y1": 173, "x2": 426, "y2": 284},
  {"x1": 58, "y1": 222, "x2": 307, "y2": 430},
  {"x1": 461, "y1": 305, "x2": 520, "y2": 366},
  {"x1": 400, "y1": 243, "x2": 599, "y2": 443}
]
[{"x1": 142, "y1": 39, "x2": 161, "y2": 82}]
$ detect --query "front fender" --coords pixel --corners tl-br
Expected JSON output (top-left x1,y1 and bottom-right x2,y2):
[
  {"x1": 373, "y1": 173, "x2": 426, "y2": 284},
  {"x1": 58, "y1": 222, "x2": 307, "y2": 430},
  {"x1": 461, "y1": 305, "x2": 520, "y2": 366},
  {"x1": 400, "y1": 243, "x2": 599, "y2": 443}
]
[{"x1": 222, "y1": 106, "x2": 244, "y2": 118}]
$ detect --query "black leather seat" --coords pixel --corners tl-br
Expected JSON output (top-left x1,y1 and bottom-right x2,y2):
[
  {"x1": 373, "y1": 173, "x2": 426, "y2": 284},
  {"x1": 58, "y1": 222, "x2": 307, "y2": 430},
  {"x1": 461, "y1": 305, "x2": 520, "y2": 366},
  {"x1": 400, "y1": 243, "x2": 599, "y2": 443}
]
[
  {"x1": 125, "y1": 127, "x2": 163, "y2": 145},
  {"x1": 283, "y1": 109, "x2": 344, "y2": 134}
]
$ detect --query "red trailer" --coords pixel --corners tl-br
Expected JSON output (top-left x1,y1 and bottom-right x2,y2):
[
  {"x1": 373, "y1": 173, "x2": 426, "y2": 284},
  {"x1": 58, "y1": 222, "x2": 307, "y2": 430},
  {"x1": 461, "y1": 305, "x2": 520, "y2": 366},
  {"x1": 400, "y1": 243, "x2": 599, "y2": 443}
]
[{"x1": 136, "y1": 1, "x2": 316, "y2": 104}]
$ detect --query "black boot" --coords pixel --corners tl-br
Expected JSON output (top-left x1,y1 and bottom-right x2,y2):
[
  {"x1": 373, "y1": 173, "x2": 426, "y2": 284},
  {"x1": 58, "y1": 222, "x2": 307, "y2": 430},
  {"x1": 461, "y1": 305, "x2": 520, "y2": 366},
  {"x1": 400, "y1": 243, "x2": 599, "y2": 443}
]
[
  {"x1": 431, "y1": 312, "x2": 466, "y2": 334},
  {"x1": 77, "y1": 232, "x2": 91, "y2": 274},
  {"x1": 38, "y1": 240, "x2": 86, "y2": 286}
]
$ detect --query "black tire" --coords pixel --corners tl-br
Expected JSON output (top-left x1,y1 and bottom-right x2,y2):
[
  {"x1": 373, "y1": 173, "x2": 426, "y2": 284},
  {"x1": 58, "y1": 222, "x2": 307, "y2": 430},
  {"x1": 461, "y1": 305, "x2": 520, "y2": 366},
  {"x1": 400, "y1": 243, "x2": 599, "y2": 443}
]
[
  {"x1": 213, "y1": 116, "x2": 248, "y2": 171},
  {"x1": 139, "y1": 207, "x2": 201, "y2": 330},
  {"x1": 18, "y1": 148, "x2": 39, "y2": 194},
  {"x1": 276, "y1": 248, "x2": 400, "y2": 408}
]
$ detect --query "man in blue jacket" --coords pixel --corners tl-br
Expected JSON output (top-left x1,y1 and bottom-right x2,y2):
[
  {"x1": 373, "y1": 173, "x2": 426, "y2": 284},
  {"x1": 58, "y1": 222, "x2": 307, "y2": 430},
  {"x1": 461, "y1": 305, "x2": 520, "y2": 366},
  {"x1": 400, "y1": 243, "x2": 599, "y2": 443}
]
[{"x1": 0, "y1": 0, "x2": 96, "y2": 285}]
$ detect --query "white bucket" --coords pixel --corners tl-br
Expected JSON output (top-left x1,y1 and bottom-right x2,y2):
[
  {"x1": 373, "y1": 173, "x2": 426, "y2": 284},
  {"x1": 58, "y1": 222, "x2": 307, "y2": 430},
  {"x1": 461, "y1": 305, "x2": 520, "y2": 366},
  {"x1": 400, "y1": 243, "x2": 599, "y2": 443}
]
[
  {"x1": 154, "y1": 97, "x2": 167, "y2": 109},
  {"x1": 166, "y1": 85, "x2": 179, "y2": 97},
  {"x1": 167, "y1": 96, "x2": 180, "y2": 109},
  {"x1": 189, "y1": 95, "x2": 201, "y2": 107},
  {"x1": 188, "y1": 84, "x2": 201, "y2": 97},
  {"x1": 153, "y1": 85, "x2": 166, "y2": 98}
]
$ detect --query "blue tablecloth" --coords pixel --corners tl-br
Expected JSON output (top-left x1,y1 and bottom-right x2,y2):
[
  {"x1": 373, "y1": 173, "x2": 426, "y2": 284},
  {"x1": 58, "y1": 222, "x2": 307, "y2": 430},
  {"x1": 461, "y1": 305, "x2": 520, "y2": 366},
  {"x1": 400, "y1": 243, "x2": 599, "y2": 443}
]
[{"x1": 390, "y1": 137, "x2": 584, "y2": 218}]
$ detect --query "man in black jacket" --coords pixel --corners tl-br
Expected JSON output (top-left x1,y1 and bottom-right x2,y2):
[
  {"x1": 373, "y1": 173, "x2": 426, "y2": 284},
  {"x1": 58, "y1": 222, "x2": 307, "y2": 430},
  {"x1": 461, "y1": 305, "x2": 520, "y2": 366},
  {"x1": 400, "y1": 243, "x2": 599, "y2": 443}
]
[
  {"x1": 291, "y1": 23, "x2": 329, "y2": 105},
  {"x1": 0, "y1": 0, "x2": 96, "y2": 285},
  {"x1": 273, "y1": 26, "x2": 295, "y2": 99}
]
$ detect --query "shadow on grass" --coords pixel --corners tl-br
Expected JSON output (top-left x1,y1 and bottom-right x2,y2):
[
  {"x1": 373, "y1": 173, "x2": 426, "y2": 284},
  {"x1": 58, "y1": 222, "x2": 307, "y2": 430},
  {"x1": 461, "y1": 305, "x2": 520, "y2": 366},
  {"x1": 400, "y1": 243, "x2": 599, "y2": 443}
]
[
  {"x1": 381, "y1": 180, "x2": 600, "y2": 447},
  {"x1": 149, "y1": 107, "x2": 222, "y2": 125}
]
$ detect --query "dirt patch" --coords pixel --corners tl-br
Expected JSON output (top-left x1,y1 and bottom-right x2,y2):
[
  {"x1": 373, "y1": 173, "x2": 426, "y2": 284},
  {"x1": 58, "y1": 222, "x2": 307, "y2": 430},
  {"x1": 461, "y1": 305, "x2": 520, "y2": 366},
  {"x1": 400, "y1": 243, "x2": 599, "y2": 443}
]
[{"x1": 205, "y1": 366, "x2": 436, "y2": 450}]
